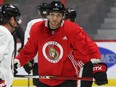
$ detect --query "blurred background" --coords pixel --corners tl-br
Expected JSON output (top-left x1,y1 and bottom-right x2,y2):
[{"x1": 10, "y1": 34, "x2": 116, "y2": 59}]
[{"x1": 1, "y1": 0, "x2": 116, "y2": 40}]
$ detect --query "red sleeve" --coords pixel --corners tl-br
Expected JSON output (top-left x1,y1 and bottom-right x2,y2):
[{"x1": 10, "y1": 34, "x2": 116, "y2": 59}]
[
  {"x1": 16, "y1": 23, "x2": 39, "y2": 66},
  {"x1": 70, "y1": 24, "x2": 101, "y2": 63}
]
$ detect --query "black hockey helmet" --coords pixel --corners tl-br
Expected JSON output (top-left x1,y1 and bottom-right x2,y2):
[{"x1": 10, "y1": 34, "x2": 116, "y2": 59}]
[
  {"x1": 0, "y1": 4, "x2": 22, "y2": 24},
  {"x1": 65, "y1": 8, "x2": 77, "y2": 22},
  {"x1": 48, "y1": 1, "x2": 65, "y2": 14},
  {"x1": 38, "y1": 2, "x2": 48, "y2": 16}
]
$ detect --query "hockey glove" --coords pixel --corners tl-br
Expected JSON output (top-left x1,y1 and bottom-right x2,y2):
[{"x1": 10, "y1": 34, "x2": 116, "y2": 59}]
[
  {"x1": 81, "y1": 61, "x2": 93, "y2": 87},
  {"x1": 0, "y1": 78, "x2": 6, "y2": 87},
  {"x1": 14, "y1": 59, "x2": 21, "y2": 75},
  {"x1": 93, "y1": 63, "x2": 108, "y2": 85},
  {"x1": 14, "y1": 59, "x2": 21, "y2": 69},
  {"x1": 14, "y1": 68, "x2": 18, "y2": 76},
  {"x1": 23, "y1": 60, "x2": 34, "y2": 74}
]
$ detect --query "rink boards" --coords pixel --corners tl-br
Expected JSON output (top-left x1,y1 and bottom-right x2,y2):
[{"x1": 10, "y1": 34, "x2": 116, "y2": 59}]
[{"x1": 12, "y1": 78, "x2": 116, "y2": 86}]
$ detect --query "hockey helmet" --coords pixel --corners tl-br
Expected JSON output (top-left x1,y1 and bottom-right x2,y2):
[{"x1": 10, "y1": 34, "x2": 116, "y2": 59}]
[
  {"x1": 38, "y1": 2, "x2": 48, "y2": 16},
  {"x1": 48, "y1": 1, "x2": 65, "y2": 14},
  {"x1": 0, "y1": 4, "x2": 22, "y2": 24},
  {"x1": 65, "y1": 8, "x2": 77, "y2": 22}
]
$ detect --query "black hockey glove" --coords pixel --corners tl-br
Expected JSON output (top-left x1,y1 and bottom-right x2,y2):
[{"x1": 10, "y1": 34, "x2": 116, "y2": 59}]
[
  {"x1": 14, "y1": 62, "x2": 18, "y2": 69},
  {"x1": 14, "y1": 69, "x2": 18, "y2": 76},
  {"x1": 14, "y1": 62, "x2": 18, "y2": 76},
  {"x1": 14, "y1": 59, "x2": 21, "y2": 76},
  {"x1": 23, "y1": 60, "x2": 34, "y2": 74},
  {"x1": 93, "y1": 63, "x2": 108, "y2": 85}
]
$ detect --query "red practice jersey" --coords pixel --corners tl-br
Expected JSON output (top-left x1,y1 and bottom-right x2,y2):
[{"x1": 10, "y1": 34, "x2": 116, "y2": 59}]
[{"x1": 16, "y1": 20, "x2": 101, "y2": 86}]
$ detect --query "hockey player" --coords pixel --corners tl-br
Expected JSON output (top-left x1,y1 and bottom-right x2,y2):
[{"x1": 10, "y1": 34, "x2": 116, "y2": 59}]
[
  {"x1": 0, "y1": 4, "x2": 22, "y2": 87},
  {"x1": 14, "y1": 1, "x2": 108, "y2": 87},
  {"x1": 23, "y1": 2, "x2": 48, "y2": 87}
]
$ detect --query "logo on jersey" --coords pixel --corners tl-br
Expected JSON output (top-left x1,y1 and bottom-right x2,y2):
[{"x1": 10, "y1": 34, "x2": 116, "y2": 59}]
[
  {"x1": 42, "y1": 41, "x2": 63, "y2": 63},
  {"x1": 62, "y1": 36, "x2": 67, "y2": 40}
]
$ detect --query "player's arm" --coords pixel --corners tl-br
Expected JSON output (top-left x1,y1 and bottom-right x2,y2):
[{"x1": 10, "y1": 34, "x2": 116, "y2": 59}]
[
  {"x1": 14, "y1": 24, "x2": 39, "y2": 67},
  {"x1": 22, "y1": 21, "x2": 35, "y2": 74},
  {"x1": 76, "y1": 29, "x2": 108, "y2": 85},
  {"x1": 72, "y1": 25, "x2": 108, "y2": 85}
]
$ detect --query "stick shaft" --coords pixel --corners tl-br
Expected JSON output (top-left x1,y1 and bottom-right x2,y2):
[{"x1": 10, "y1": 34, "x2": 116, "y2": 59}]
[{"x1": 15, "y1": 75, "x2": 93, "y2": 81}]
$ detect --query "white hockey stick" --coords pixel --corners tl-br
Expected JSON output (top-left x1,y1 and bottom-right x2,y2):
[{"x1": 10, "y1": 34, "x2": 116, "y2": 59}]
[{"x1": 15, "y1": 75, "x2": 94, "y2": 81}]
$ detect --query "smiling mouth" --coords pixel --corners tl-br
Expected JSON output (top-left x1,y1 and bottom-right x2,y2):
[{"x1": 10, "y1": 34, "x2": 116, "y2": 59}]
[
  {"x1": 51, "y1": 21, "x2": 58, "y2": 25},
  {"x1": 49, "y1": 22, "x2": 60, "y2": 29},
  {"x1": 50, "y1": 21, "x2": 58, "y2": 27}
]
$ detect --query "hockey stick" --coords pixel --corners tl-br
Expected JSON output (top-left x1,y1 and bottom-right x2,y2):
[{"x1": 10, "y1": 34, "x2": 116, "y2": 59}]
[
  {"x1": 27, "y1": 73, "x2": 30, "y2": 87},
  {"x1": 15, "y1": 75, "x2": 93, "y2": 81}
]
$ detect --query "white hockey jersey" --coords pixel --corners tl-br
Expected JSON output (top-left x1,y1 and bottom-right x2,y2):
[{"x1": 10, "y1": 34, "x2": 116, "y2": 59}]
[
  {"x1": 0, "y1": 26, "x2": 14, "y2": 87},
  {"x1": 24, "y1": 18, "x2": 46, "y2": 63}
]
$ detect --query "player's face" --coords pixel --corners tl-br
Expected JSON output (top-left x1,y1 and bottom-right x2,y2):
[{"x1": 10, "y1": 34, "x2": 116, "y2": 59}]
[
  {"x1": 9, "y1": 17, "x2": 18, "y2": 32},
  {"x1": 48, "y1": 12, "x2": 63, "y2": 29}
]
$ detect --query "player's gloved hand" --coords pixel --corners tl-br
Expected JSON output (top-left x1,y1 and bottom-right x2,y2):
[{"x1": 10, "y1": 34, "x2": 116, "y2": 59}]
[
  {"x1": 23, "y1": 60, "x2": 33, "y2": 74},
  {"x1": 14, "y1": 69, "x2": 18, "y2": 76},
  {"x1": 14, "y1": 59, "x2": 21, "y2": 75},
  {"x1": 14, "y1": 59, "x2": 21, "y2": 69},
  {"x1": 0, "y1": 78, "x2": 6, "y2": 87},
  {"x1": 93, "y1": 63, "x2": 108, "y2": 85}
]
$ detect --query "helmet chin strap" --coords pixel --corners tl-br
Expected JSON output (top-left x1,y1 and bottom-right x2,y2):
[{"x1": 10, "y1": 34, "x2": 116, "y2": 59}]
[
  {"x1": 8, "y1": 18, "x2": 19, "y2": 29},
  {"x1": 8, "y1": 20, "x2": 19, "y2": 30},
  {"x1": 8, "y1": 22, "x2": 16, "y2": 28}
]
